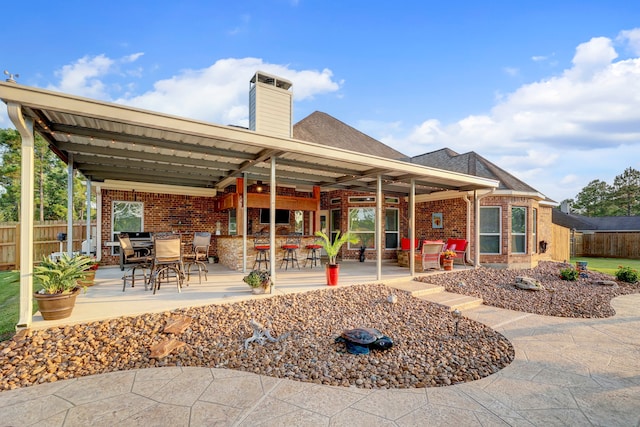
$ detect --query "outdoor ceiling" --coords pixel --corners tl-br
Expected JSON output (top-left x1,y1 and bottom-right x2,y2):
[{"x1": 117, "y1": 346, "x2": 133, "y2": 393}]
[{"x1": 0, "y1": 81, "x2": 499, "y2": 196}]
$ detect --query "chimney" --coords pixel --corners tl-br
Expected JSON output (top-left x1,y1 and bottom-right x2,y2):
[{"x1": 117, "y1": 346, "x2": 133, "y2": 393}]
[{"x1": 249, "y1": 71, "x2": 293, "y2": 138}]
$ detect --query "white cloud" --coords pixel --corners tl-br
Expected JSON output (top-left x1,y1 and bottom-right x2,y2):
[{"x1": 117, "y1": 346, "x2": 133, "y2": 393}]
[
  {"x1": 384, "y1": 29, "x2": 640, "y2": 202},
  {"x1": 618, "y1": 28, "x2": 640, "y2": 55},
  {"x1": 48, "y1": 54, "x2": 115, "y2": 99},
  {"x1": 114, "y1": 58, "x2": 341, "y2": 126}
]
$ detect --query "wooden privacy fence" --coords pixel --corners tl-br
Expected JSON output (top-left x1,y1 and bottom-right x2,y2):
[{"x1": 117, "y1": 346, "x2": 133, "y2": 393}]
[
  {"x1": 551, "y1": 224, "x2": 570, "y2": 263},
  {"x1": 0, "y1": 221, "x2": 96, "y2": 270},
  {"x1": 574, "y1": 231, "x2": 640, "y2": 259}
]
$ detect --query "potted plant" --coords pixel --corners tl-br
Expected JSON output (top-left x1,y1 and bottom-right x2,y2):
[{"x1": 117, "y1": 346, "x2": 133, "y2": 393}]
[
  {"x1": 77, "y1": 260, "x2": 99, "y2": 287},
  {"x1": 33, "y1": 253, "x2": 94, "y2": 320},
  {"x1": 314, "y1": 230, "x2": 359, "y2": 286},
  {"x1": 243, "y1": 269, "x2": 271, "y2": 294},
  {"x1": 442, "y1": 249, "x2": 456, "y2": 271}
]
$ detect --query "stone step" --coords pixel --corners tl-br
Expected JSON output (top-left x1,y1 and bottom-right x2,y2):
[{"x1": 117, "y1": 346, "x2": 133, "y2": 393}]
[
  {"x1": 385, "y1": 280, "x2": 444, "y2": 296},
  {"x1": 415, "y1": 291, "x2": 484, "y2": 311}
]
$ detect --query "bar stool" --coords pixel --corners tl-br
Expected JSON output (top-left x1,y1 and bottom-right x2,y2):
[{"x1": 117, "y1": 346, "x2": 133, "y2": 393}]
[
  {"x1": 280, "y1": 233, "x2": 302, "y2": 270},
  {"x1": 304, "y1": 239, "x2": 323, "y2": 268},
  {"x1": 253, "y1": 232, "x2": 270, "y2": 270}
]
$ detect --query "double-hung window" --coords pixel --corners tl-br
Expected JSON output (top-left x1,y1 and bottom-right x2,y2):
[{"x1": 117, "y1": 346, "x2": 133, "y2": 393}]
[
  {"x1": 511, "y1": 207, "x2": 526, "y2": 254},
  {"x1": 348, "y1": 207, "x2": 376, "y2": 250},
  {"x1": 480, "y1": 206, "x2": 501, "y2": 254}
]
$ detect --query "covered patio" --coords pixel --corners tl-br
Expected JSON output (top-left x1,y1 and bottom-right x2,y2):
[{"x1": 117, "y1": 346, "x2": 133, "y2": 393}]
[
  {"x1": 29, "y1": 260, "x2": 473, "y2": 330},
  {"x1": 0, "y1": 77, "x2": 498, "y2": 330}
]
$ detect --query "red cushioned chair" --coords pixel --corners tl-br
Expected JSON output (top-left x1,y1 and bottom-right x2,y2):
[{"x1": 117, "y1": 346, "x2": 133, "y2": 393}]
[{"x1": 441, "y1": 238, "x2": 469, "y2": 266}]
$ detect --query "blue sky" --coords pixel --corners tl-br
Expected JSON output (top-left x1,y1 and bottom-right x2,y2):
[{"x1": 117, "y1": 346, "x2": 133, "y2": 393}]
[{"x1": 2, "y1": 0, "x2": 640, "y2": 203}]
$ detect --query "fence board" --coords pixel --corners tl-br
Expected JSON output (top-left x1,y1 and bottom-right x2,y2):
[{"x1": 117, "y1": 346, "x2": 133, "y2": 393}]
[
  {"x1": 0, "y1": 221, "x2": 96, "y2": 269},
  {"x1": 575, "y1": 232, "x2": 640, "y2": 259},
  {"x1": 551, "y1": 224, "x2": 570, "y2": 262}
]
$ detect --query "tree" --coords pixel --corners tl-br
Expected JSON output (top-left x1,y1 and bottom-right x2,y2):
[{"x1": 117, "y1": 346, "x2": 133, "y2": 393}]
[
  {"x1": 611, "y1": 167, "x2": 640, "y2": 216},
  {"x1": 0, "y1": 128, "x2": 88, "y2": 221},
  {"x1": 572, "y1": 179, "x2": 614, "y2": 217}
]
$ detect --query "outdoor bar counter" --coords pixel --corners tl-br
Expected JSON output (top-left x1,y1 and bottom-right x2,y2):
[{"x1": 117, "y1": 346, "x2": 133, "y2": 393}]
[{"x1": 216, "y1": 235, "x2": 319, "y2": 270}]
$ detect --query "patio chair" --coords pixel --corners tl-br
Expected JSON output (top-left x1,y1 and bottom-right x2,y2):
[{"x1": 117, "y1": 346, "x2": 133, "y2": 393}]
[
  {"x1": 118, "y1": 233, "x2": 152, "y2": 291},
  {"x1": 442, "y1": 238, "x2": 469, "y2": 266},
  {"x1": 253, "y1": 232, "x2": 270, "y2": 270},
  {"x1": 182, "y1": 231, "x2": 211, "y2": 284},
  {"x1": 149, "y1": 233, "x2": 184, "y2": 294},
  {"x1": 280, "y1": 232, "x2": 302, "y2": 270},
  {"x1": 421, "y1": 241, "x2": 444, "y2": 271},
  {"x1": 304, "y1": 237, "x2": 323, "y2": 268}
]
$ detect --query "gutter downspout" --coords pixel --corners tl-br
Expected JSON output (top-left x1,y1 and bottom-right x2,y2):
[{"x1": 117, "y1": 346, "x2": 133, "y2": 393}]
[{"x1": 462, "y1": 193, "x2": 472, "y2": 266}]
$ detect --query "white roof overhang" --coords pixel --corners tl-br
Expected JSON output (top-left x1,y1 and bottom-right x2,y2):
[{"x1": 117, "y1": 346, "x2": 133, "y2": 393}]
[{"x1": 0, "y1": 82, "x2": 499, "y2": 196}]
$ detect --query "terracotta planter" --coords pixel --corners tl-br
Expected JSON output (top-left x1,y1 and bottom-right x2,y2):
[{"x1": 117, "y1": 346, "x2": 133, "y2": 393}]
[
  {"x1": 77, "y1": 270, "x2": 96, "y2": 287},
  {"x1": 250, "y1": 281, "x2": 271, "y2": 294},
  {"x1": 34, "y1": 288, "x2": 80, "y2": 320},
  {"x1": 326, "y1": 264, "x2": 340, "y2": 286},
  {"x1": 443, "y1": 259, "x2": 453, "y2": 271}
]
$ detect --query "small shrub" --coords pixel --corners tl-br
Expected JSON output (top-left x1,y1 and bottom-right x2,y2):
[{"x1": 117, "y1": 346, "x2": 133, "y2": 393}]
[
  {"x1": 615, "y1": 266, "x2": 639, "y2": 283},
  {"x1": 559, "y1": 267, "x2": 578, "y2": 281}
]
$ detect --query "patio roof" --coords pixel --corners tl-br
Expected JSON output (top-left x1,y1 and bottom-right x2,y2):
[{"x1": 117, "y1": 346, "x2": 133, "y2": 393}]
[{"x1": 0, "y1": 81, "x2": 499, "y2": 195}]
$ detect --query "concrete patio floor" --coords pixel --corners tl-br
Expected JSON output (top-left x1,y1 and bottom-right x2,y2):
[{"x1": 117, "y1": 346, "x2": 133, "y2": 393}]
[
  {"x1": 29, "y1": 259, "x2": 441, "y2": 330},
  {"x1": 2, "y1": 262, "x2": 639, "y2": 426}
]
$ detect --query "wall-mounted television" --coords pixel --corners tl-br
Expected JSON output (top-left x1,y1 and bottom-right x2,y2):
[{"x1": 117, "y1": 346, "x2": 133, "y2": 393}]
[{"x1": 260, "y1": 209, "x2": 290, "y2": 224}]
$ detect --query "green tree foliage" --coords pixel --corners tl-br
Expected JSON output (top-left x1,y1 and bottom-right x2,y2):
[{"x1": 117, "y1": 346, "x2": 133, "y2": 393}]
[
  {"x1": 0, "y1": 128, "x2": 88, "y2": 221},
  {"x1": 570, "y1": 167, "x2": 640, "y2": 217},
  {"x1": 611, "y1": 167, "x2": 640, "y2": 216},
  {"x1": 572, "y1": 179, "x2": 614, "y2": 217}
]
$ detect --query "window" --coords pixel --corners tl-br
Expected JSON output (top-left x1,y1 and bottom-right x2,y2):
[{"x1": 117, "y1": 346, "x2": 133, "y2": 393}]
[
  {"x1": 229, "y1": 209, "x2": 237, "y2": 235},
  {"x1": 511, "y1": 207, "x2": 526, "y2": 254},
  {"x1": 112, "y1": 201, "x2": 144, "y2": 255},
  {"x1": 348, "y1": 196, "x2": 376, "y2": 203},
  {"x1": 348, "y1": 207, "x2": 376, "y2": 250},
  {"x1": 480, "y1": 207, "x2": 501, "y2": 254},
  {"x1": 532, "y1": 208, "x2": 537, "y2": 254},
  {"x1": 385, "y1": 197, "x2": 399, "y2": 204},
  {"x1": 385, "y1": 208, "x2": 399, "y2": 249},
  {"x1": 294, "y1": 210, "x2": 303, "y2": 233}
]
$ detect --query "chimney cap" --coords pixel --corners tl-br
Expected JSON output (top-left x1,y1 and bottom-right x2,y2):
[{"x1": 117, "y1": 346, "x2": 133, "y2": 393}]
[{"x1": 251, "y1": 71, "x2": 292, "y2": 90}]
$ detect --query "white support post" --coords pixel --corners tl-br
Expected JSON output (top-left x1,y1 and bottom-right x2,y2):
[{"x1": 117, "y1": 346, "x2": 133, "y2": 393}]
[
  {"x1": 409, "y1": 179, "x2": 416, "y2": 276},
  {"x1": 269, "y1": 157, "x2": 276, "y2": 286},
  {"x1": 96, "y1": 184, "x2": 102, "y2": 262},
  {"x1": 8, "y1": 103, "x2": 34, "y2": 330},
  {"x1": 242, "y1": 173, "x2": 248, "y2": 273},
  {"x1": 85, "y1": 179, "x2": 91, "y2": 256},
  {"x1": 376, "y1": 175, "x2": 382, "y2": 280},
  {"x1": 67, "y1": 153, "x2": 74, "y2": 255}
]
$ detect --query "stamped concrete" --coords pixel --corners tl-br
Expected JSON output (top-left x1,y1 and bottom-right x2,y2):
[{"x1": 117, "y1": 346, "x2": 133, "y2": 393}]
[{"x1": 1, "y1": 272, "x2": 639, "y2": 426}]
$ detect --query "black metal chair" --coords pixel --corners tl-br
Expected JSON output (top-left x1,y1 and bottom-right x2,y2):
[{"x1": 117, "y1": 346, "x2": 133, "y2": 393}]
[
  {"x1": 304, "y1": 238, "x2": 323, "y2": 268},
  {"x1": 118, "y1": 233, "x2": 152, "y2": 291},
  {"x1": 183, "y1": 231, "x2": 211, "y2": 284},
  {"x1": 149, "y1": 233, "x2": 184, "y2": 294},
  {"x1": 280, "y1": 232, "x2": 302, "y2": 270},
  {"x1": 253, "y1": 232, "x2": 270, "y2": 270}
]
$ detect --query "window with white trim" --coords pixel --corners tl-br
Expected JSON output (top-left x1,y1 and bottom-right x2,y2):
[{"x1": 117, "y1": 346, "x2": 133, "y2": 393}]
[
  {"x1": 532, "y1": 208, "x2": 537, "y2": 254},
  {"x1": 511, "y1": 207, "x2": 526, "y2": 254},
  {"x1": 480, "y1": 206, "x2": 501, "y2": 254},
  {"x1": 348, "y1": 207, "x2": 376, "y2": 250},
  {"x1": 111, "y1": 201, "x2": 144, "y2": 255},
  {"x1": 385, "y1": 208, "x2": 399, "y2": 249}
]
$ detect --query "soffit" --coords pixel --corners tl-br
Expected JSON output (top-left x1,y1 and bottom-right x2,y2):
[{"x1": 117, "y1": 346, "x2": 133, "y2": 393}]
[{"x1": 0, "y1": 82, "x2": 499, "y2": 195}]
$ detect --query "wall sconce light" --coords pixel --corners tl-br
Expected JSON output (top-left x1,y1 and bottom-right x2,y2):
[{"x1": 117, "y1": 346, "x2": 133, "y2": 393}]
[{"x1": 256, "y1": 180, "x2": 264, "y2": 193}]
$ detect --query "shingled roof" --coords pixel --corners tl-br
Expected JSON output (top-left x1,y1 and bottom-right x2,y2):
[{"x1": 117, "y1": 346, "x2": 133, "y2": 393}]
[
  {"x1": 410, "y1": 148, "x2": 545, "y2": 195},
  {"x1": 293, "y1": 111, "x2": 407, "y2": 160},
  {"x1": 552, "y1": 210, "x2": 640, "y2": 231}
]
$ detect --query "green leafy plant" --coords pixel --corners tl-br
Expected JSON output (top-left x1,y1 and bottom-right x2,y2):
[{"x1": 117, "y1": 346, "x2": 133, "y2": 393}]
[
  {"x1": 34, "y1": 253, "x2": 94, "y2": 294},
  {"x1": 242, "y1": 270, "x2": 271, "y2": 288},
  {"x1": 314, "y1": 230, "x2": 360, "y2": 265},
  {"x1": 615, "y1": 265, "x2": 639, "y2": 283},
  {"x1": 559, "y1": 267, "x2": 579, "y2": 281}
]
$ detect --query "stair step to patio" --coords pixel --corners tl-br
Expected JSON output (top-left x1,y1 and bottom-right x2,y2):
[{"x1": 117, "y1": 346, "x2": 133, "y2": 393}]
[
  {"x1": 385, "y1": 280, "x2": 444, "y2": 296},
  {"x1": 416, "y1": 291, "x2": 484, "y2": 311}
]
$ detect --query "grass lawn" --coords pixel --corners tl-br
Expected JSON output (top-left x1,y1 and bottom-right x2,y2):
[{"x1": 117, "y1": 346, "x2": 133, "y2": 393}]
[
  {"x1": 570, "y1": 257, "x2": 640, "y2": 276},
  {"x1": 0, "y1": 271, "x2": 37, "y2": 342}
]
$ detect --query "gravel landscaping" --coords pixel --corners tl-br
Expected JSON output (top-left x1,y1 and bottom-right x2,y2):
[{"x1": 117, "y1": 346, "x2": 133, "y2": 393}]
[{"x1": 0, "y1": 260, "x2": 636, "y2": 393}]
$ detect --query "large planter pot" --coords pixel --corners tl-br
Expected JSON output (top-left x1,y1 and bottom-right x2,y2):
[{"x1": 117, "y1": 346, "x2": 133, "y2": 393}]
[
  {"x1": 34, "y1": 288, "x2": 81, "y2": 320},
  {"x1": 77, "y1": 270, "x2": 96, "y2": 287},
  {"x1": 326, "y1": 264, "x2": 340, "y2": 286}
]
